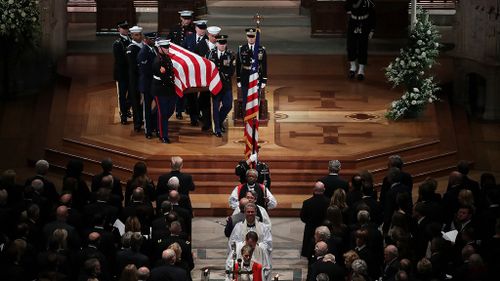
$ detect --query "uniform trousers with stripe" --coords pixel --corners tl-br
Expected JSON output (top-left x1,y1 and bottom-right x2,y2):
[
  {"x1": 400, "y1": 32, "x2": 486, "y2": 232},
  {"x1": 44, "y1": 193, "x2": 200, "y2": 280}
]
[
  {"x1": 155, "y1": 95, "x2": 177, "y2": 138},
  {"x1": 142, "y1": 89, "x2": 157, "y2": 135},
  {"x1": 212, "y1": 87, "x2": 233, "y2": 133},
  {"x1": 116, "y1": 79, "x2": 130, "y2": 121}
]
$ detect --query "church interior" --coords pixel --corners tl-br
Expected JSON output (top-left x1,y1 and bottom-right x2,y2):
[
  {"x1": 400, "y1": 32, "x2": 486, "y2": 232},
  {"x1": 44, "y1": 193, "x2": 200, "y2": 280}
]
[{"x1": 0, "y1": 1, "x2": 500, "y2": 280}]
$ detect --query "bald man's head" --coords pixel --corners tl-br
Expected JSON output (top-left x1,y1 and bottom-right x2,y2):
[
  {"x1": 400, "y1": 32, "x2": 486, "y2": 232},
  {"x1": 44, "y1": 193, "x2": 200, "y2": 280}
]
[
  {"x1": 56, "y1": 205, "x2": 68, "y2": 221},
  {"x1": 169, "y1": 190, "x2": 180, "y2": 203},
  {"x1": 313, "y1": 181, "x2": 325, "y2": 195}
]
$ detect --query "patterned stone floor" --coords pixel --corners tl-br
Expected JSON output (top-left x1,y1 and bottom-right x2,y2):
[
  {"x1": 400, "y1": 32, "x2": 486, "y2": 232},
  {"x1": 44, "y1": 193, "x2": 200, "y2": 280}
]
[{"x1": 191, "y1": 217, "x2": 308, "y2": 281}]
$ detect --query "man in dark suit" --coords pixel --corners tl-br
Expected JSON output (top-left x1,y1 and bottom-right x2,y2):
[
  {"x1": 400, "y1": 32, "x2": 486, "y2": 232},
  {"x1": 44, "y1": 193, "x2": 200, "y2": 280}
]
[
  {"x1": 411, "y1": 202, "x2": 432, "y2": 260},
  {"x1": 307, "y1": 252, "x2": 345, "y2": 281},
  {"x1": 90, "y1": 158, "x2": 123, "y2": 203},
  {"x1": 207, "y1": 34, "x2": 235, "y2": 137},
  {"x1": 24, "y1": 159, "x2": 59, "y2": 203},
  {"x1": 116, "y1": 232, "x2": 150, "y2": 275},
  {"x1": 380, "y1": 155, "x2": 413, "y2": 209},
  {"x1": 138, "y1": 32, "x2": 158, "y2": 139},
  {"x1": 236, "y1": 27, "x2": 268, "y2": 118},
  {"x1": 382, "y1": 167, "x2": 412, "y2": 234},
  {"x1": 382, "y1": 244, "x2": 400, "y2": 281},
  {"x1": 300, "y1": 181, "x2": 329, "y2": 257},
  {"x1": 84, "y1": 188, "x2": 119, "y2": 228},
  {"x1": 113, "y1": 20, "x2": 132, "y2": 124},
  {"x1": 182, "y1": 20, "x2": 208, "y2": 126},
  {"x1": 157, "y1": 156, "x2": 195, "y2": 198},
  {"x1": 127, "y1": 25, "x2": 144, "y2": 132},
  {"x1": 150, "y1": 248, "x2": 188, "y2": 281},
  {"x1": 319, "y1": 160, "x2": 349, "y2": 199},
  {"x1": 42, "y1": 205, "x2": 81, "y2": 250}
]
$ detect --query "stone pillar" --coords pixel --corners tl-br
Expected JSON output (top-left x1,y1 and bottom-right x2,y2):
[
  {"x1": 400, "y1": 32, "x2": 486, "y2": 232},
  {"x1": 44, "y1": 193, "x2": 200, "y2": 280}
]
[
  {"x1": 452, "y1": 0, "x2": 500, "y2": 120},
  {"x1": 39, "y1": 0, "x2": 67, "y2": 63}
]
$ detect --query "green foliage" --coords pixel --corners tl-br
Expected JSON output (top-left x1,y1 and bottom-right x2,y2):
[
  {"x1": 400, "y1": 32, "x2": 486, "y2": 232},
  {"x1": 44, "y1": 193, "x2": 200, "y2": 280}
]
[
  {"x1": 0, "y1": 0, "x2": 41, "y2": 46},
  {"x1": 385, "y1": 7, "x2": 441, "y2": 120}
]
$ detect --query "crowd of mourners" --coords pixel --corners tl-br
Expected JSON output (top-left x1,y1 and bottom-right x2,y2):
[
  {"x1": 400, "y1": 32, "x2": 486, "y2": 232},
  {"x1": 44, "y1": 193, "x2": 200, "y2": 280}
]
[
  {"x1": 299, "y1": 157, "x2": 500, "y2": 281},
  {"x1": 0, "y1": 155, "x2": 498, "y2": 281},
  {"x1": 0, "y1": 156, "x2": 195, "y2": 281}
]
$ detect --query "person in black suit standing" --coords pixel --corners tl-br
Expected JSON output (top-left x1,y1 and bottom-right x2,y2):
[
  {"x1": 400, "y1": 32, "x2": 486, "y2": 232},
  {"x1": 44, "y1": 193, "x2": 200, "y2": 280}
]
[
  {"x1": 236, "y1": 27, "x2": 267, "y2": 118},
  {"x1": 319, "y1": 160, "x2": 349, "y2": 199},
  {"x1": 382, "y1": 244, "x2": 400, "y2": 281},
  {"x1": 345, "y1": 0, "x2": 375, "y2": 81},
  {"x1": 300, "y1": 181, "x2": 330, "y2": 257},
  {"x1": 380, "y1": 155, "x2": 413, "y2": 209},
  {"x1": 150, "y1": 248, "x2": 188, "y2": 281},
  {"x1": 182, "y1": 20, "x2": 207, "y2": 126},
  {"x1": 382, "y1": 167, "x2": 412, "y2": 234},
  {"x1": 207, "y1": 34, "x2": 235, "y2": 137},
  {"x1": 157, "y1": 156, "x2": 195, "y2": 201},
  {"x1": 127, "y1": 25, "x2": 145, "y2": 132},
  {"x1": 113, "y1": 20, "x2": 132, "y2": 124}
]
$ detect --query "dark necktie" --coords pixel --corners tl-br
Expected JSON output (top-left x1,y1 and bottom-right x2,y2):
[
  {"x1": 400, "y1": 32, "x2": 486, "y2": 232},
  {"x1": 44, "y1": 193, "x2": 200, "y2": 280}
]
[{"x1": 197, "y1": 36, "x2": 201, "y2": 43}]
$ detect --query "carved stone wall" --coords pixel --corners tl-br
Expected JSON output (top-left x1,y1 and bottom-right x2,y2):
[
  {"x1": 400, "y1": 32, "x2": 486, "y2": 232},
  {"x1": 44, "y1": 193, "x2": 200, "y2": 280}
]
[{"x1": 453, "y1": 0, "x2": 500, "y2": 120}]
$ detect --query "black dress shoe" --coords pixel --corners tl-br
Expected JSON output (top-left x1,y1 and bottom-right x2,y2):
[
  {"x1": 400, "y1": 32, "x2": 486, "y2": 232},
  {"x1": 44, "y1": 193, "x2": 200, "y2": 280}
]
[
  {"x1": 160, "y1": 137, "x2": 170, "y2": 143},
  {"x1": 145, "y1": 133, "x2": 152, "y2": 139},
  {"x1": 214, "y1": 132, "x2": 222, "y2": 138},
  {"x1": 120, "y1": 120, "x2": 128, "y2": 125},
  {"x1": 176, "y1": 112, "x2": 183, "y2": 120},
  {"x1": 348, "y1": 71, "x2": 356, "y2": 79},
  {"x1": 357, "y1": 73, "x2": 365, "y2": 81},
  {"x1": 125, "y1": 111, "x2": 132, "y2": 118},
  {"x1": 134, "y1": 127, "x2": 141, "y2": 133},
  {"x1": 190, "y1": 120, "x2": 199, "y2": 126}
]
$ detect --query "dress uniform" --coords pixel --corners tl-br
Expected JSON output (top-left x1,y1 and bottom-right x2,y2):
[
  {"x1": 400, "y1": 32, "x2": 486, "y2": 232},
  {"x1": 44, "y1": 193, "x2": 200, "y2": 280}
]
[
  {"x1": 168, "y1": 10, "x2": 195, "y2": 120},
  {"x1": 195, "y1": 26, "x2": 221, "y2": 132},
  {"x1": 345, "y1": 0, "x2": 376, "y2": 80},
  {"x1": 207, "y1": 35, "x2": 235, "y2": 137},
  {"x1": 151, "y1": 39, "x2": 177, "y2": 143},
  {"x1": 112, "y1": 20, "x2": 132, "y2": 124},
  {"x1": 236, "y1": 28, "x2": 267, "y2": 118},
  {"x1": 182, "y1": 20, "x2": 208, "y2": 126},
  {"x1": 137, "y1": 32, "x2": 158, "y2": 139},
  {"x1": 127, "y1": 25, "x2": 145, "y2": 132}
]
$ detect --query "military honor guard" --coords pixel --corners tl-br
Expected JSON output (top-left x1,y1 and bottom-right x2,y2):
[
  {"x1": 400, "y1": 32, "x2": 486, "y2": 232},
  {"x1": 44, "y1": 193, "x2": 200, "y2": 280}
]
[
  {"x1": 151, "y1": 39, "x2": 177, "y2": 143},
  {"x1": 182, "y1": 20, "x2": 208, "y2": 126},
  {"x1": 167, "y1": 10, "x2": 195, "y2": 45},
  {"x1": 127, "y1": 25, "x2": 145, "y2": 132},
  {"x1": 195, "y1": 25, "x2": 221, "y2": 132},
  {"x1": 138, "y1": 32, "x2": 158, "y2": 139},
  {"x1": 113, "y1": 20, "x2": 132, "y2": 125},
  {"x1": 236, "y1": 28, "x2": 267, "y2": 118},
  {"x1": 345, "y1": 0, "x2": 376, "y2": 81},
  {"x1": 207, "y1": 34, "x2": 235, "y2": 137},
  {"x1": 168, "y1": 10, "x2": 195, "y2": 120}
]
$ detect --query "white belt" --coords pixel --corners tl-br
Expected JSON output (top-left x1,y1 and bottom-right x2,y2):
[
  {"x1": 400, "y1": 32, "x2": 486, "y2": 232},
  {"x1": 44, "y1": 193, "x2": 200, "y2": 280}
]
[
  {"x1": 351, "y1": 14, "x2": 369, "y2": 20},
  {"x1": 153, "y1": 75, "x2": 161, "y2": 80}
]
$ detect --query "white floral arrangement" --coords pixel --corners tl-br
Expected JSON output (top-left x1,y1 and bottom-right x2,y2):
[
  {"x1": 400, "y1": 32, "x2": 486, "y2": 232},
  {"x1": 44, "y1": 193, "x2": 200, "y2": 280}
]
[
  {"x1": 0, "y1": 0, "x2": 40, "y2": 44},
  {"x1": 385, "y1": 7, "x2": 441, "y2": 120}
]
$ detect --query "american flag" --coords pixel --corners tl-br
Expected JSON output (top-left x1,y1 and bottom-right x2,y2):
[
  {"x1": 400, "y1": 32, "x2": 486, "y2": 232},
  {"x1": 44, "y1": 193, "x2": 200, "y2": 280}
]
[
  {"x1": 168, "y1": 43, "x2": 222, "y2": 97},
  {"x1": 244, "y1": 29, "x2": 261, "y2": 159}
]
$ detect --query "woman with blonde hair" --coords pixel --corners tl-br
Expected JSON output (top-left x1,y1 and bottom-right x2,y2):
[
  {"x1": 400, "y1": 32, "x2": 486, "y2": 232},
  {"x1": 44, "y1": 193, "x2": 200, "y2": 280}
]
[
  {"x1": 330, "y1": 188, "x2": 351, "y2": 225},
  {"x1": 124, "y1": 216, "x2": 142, "y2": 234},
  {"x1": 344, "y1": 250, "x2": 360, "y2": 281}
]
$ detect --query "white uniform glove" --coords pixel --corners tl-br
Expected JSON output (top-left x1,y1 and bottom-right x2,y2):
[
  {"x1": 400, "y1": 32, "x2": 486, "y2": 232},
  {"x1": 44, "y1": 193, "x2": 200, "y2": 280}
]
[
  {"x1": 237, "y1": 82, "x2": 241, "y2": 88},
  {"x1": 260, "y1": 83, "x2": 266, "y2": 89},
  {"x1": 249, "y1": 154, "x2": 257, "y2": 162},
  {"x1": 369, "y1": 31, "x2": 374, "y2": 40}
]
